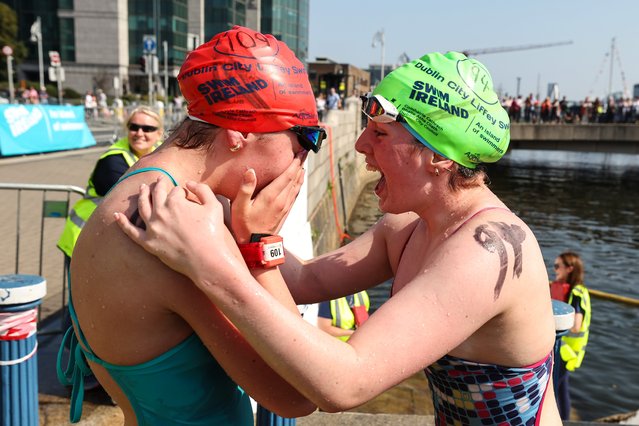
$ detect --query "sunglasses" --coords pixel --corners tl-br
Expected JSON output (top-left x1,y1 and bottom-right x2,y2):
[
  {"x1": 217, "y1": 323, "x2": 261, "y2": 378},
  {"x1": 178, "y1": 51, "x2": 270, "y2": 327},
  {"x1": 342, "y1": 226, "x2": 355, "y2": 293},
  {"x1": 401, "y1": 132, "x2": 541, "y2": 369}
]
[
  {"x1": 360, "y1": 93, "x2": 405, "y2": 123},
  {"x1": 128, "y1": 123, "x2": 159, "y2": 133},
  {"x1": 553, "y1": 263, "x2": 563, "y2": 270},
  {"x1": 289, "y1": 125, "x2": 326, "y2": 153}
]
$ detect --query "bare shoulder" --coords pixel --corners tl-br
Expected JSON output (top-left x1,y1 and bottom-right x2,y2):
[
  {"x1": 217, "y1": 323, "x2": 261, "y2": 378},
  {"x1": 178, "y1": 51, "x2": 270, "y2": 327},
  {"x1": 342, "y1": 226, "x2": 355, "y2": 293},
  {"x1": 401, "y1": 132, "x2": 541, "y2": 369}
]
[
  {"x1": 443, "y1": 208, "x2": 554, "y2": 362},
  {"x1": 377, "y1": 212, "x2": 421, "y2": 271},
  {"x1": 377, "y1": 211, "x2": 421, "y2": 232}
]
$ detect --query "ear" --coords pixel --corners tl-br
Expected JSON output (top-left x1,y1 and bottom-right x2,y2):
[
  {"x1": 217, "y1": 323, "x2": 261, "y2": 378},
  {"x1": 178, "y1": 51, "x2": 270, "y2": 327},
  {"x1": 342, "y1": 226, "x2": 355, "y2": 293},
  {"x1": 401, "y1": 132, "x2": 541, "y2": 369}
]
[
  {"x1": 429, "y1": 152, "x2": 454, "y2": 173},
  {"x1": 223, "y1": 129, "x2": 251, "y2": 151}
]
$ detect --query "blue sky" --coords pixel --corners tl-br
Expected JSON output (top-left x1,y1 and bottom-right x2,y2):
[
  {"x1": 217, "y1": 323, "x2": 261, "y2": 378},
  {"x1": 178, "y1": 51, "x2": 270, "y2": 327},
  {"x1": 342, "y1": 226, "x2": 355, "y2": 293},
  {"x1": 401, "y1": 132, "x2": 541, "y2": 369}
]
[{"x1": 308, "y1": 0, "x2": 638, "y2": 101}]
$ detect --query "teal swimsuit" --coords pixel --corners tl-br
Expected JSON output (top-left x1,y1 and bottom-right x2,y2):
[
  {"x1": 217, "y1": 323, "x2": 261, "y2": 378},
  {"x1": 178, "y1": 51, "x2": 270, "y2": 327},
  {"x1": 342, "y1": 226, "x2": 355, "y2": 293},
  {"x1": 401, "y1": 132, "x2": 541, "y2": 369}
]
[{"x1": 57, "y1": 167, "x2": 253, "y2": 425}]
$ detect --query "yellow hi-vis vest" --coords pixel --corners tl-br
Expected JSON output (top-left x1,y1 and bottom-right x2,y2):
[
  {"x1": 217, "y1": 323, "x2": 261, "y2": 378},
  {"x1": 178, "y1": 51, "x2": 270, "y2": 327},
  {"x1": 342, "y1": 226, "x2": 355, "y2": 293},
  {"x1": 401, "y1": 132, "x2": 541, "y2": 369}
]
[
  {"x1": 329, "y1": 291, "x2": 370, "y2": 342},
  {"x1": 56, "y1": 138, "x2": 161, "y2": 257},
  {"x1": 559, "y1": 284, "x2": 591, "y2": 371}
]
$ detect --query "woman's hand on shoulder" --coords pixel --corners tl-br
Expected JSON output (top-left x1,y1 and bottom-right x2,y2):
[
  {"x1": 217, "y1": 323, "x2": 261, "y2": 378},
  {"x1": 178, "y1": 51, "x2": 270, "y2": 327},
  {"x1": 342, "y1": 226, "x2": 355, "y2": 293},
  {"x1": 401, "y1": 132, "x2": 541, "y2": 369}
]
[
  {"x1": 231, "y1": 151, "x2": 306, "y2": 243},
  {"x1": 114, "y1": 176, "x2": 236, "y2": 279}
]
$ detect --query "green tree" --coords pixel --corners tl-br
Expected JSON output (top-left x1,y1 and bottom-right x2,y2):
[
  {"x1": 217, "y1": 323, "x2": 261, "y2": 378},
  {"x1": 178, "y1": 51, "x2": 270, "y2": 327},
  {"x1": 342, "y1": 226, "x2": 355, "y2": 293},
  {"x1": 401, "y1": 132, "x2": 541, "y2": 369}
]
[{"x1": 0, "y1": 3, "x2": 28, "y2": 84}]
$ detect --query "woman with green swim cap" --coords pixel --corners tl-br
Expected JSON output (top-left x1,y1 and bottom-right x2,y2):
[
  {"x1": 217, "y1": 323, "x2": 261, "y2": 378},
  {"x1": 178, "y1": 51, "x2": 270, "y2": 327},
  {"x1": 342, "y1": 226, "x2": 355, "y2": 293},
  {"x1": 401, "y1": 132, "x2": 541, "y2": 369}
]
[{"x1": 115, "y1": 52, "x2": 561, "y2": 424}]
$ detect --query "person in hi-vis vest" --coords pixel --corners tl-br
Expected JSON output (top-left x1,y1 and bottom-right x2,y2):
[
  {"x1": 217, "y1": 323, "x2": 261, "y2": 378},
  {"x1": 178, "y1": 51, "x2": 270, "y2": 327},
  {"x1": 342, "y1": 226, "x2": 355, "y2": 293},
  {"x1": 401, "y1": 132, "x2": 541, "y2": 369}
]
[
  {"x1": 549, "y1": 251, "x2": 591, "y2": 420},
  {"x1": 57, "y1": 107, "x2": 163, "y2": 260},
  {"x1": 317, "y1": 291, "x2": 370, "y2": 341}
]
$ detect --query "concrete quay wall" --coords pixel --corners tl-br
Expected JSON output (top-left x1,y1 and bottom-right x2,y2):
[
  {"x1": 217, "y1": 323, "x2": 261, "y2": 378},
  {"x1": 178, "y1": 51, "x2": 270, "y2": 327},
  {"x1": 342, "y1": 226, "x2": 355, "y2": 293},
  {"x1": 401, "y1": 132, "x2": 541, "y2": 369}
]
[
  {"x1": 307, "y1": 98, "x2": 374, "y2": 255},
  {"x1": 510, "y1": 123, "x2": 639, "y2": 154}
]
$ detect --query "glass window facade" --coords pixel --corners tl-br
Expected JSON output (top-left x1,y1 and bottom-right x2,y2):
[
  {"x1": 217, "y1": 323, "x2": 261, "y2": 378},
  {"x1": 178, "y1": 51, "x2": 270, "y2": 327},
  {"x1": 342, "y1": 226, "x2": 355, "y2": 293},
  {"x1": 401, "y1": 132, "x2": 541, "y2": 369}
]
[
  {"x1": 0, "y1": 0, "x2": 63, "y2": 62},
  {"x1": 261, "y1": 0, "x2": 308, "y2": 63},
  {"x1": 128, "y1": 0, "x2": 189, "y2": 66},
  {"x1": 58, "y1": 17, "x2": 75, "y2": 62},
  {"x1": 204, "y1": 0, "x2": 247, "y2": 39}
]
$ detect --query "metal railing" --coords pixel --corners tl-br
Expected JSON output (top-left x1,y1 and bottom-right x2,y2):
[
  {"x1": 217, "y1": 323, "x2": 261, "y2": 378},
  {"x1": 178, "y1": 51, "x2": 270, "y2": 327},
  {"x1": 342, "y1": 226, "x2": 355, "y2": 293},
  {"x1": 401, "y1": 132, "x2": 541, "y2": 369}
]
[{"x1": 0, "y1": 183, "x2": 85, "y2": 335}]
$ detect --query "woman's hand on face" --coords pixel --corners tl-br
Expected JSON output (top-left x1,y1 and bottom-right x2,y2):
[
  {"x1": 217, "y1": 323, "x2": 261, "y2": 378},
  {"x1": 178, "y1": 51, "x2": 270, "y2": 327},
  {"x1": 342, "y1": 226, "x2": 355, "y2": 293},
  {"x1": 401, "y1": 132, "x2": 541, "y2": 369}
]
[
  {"x1": 231, "y1": 150, "x2": 307, "y2": 243},
  {"x1": 114, "y1": 176, "x2": 235, "y2": 279}
]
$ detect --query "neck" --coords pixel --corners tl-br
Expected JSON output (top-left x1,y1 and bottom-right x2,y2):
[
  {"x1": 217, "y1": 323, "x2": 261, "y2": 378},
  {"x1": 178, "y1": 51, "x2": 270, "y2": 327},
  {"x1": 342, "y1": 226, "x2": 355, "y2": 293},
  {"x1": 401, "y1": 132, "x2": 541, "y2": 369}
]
[
  {"x1": 415, "y1": 184, "x2": 500, "y2": 240},
  {"x1": 135, "y1": 144, "x2": 221, "y2": 191}
]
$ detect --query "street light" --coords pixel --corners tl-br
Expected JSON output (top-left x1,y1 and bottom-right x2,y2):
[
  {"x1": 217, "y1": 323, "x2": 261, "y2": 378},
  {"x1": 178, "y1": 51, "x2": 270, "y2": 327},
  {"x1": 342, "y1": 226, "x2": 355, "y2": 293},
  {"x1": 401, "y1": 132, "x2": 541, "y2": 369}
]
[
  {"x1": 3, "y1": 45, "x2": 15, "y2": 103},
  {"x1": 372, "y1": 30, "x2": 385, "y2": 82},
  {"x1": 30, "y1": 17, "x2": 45, "y2": 90},
  {"x1": 516, "y1": 77, "x2": 521, "y2": 98}
]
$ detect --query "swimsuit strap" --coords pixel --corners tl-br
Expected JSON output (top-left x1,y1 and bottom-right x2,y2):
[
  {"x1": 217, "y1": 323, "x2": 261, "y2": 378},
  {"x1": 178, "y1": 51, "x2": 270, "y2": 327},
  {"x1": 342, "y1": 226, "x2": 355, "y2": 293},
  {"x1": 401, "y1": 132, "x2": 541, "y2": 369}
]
[
  {"x1": 116, "y1": 167, "x2": 179, "y2": 187},
  {"x1": 58, "y1": 166, "x2": 179, "y2": 422}
]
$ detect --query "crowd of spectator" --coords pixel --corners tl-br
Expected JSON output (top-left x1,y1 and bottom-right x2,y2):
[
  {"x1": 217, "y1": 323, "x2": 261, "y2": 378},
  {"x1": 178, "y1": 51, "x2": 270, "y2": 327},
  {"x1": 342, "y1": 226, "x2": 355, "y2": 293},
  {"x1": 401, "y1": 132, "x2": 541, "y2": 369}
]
[
  {"x1": 15, "y1": 86, "x2": 49, "y2": 104},
  {"x1": 502, "y1": 94, "x2": 639, "y2": 124}
]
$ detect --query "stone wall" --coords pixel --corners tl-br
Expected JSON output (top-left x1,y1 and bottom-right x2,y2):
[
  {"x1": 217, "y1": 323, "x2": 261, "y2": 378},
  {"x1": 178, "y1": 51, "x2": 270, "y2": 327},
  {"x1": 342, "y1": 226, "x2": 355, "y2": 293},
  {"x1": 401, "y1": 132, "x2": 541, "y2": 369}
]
[
  {"x1": 307, "y1": 97, "x2": 376, "y2": 255},
  {"x1": 509, "y1": 123, "x2": 639, "y2": 154}
]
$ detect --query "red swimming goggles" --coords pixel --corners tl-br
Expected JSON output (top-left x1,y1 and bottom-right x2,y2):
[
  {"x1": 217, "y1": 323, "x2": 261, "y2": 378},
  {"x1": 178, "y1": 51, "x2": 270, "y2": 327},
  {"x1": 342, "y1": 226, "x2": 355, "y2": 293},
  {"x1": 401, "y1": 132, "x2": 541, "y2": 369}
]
[{"x1": 360, "y1": 93, "x2": 405, "y2": 123}]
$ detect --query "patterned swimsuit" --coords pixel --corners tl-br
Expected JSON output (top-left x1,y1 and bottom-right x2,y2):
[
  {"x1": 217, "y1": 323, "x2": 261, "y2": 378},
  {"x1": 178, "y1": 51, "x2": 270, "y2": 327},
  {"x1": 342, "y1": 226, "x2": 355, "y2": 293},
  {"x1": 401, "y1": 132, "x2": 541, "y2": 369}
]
[
  {"x1": 392, "y1": 206, "x2": 552, "y2": 425},
  {"x1": 425, "y1": 353, "x2": 552, "y2": 426}
]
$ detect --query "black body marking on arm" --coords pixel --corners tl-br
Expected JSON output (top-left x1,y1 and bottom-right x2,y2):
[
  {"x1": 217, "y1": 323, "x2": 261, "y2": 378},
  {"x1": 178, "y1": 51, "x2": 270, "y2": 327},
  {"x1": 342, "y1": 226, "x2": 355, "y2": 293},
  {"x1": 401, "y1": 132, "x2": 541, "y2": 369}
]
[{"x1": 473, "y1": 222, "x2": 526, "y2": 300}]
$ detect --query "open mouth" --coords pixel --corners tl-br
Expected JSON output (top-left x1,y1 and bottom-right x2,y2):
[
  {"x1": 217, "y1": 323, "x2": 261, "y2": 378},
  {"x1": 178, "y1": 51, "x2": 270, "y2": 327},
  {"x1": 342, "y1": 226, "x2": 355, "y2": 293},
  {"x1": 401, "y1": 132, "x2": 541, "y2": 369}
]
[{"x1": 366, "y1": 163, "x2": 386, "y2": 197}]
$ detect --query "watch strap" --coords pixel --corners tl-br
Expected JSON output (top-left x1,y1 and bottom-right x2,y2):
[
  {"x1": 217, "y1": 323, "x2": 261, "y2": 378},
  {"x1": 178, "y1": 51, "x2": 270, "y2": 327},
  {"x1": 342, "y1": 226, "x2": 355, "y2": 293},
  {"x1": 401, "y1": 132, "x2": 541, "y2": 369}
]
[{"x1": 238, "y1": 235, "x2": 285, "y2": 268}]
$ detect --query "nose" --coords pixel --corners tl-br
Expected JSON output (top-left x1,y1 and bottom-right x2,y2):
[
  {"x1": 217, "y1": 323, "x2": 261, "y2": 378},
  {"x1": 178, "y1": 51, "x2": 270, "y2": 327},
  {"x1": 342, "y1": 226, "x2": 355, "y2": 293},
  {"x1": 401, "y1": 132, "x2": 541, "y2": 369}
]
[{"x1": 355, "y1": 125, "x2": 373, "y2": 154}]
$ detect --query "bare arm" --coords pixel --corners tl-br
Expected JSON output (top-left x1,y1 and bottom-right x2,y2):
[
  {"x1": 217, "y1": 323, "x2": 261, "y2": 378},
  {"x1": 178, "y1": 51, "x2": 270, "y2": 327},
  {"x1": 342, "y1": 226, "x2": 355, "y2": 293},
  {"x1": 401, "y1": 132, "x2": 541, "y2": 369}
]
[
  {"x1": 571, "y1": 312, "x2": 583, "y2": 334},
  {"x1": 114, "y1": 181, "x2": 550, "y2": 411},
  {"x1": 317, "y1": 317, "x2": 354, "y2": 339},
  {"x1": 280, "y1": 213, "x2": 417, "y2": 304}
]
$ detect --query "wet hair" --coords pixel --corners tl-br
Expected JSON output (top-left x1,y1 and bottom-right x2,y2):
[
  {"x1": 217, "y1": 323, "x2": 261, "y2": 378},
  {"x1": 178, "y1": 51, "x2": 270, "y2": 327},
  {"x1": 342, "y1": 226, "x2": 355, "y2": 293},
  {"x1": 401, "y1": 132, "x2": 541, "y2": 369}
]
[
  {"x1": 428, "y1": 151, "x2": 489, "y2": 191},
  {"x1": 126, "y1": 106, "x2": 163, "y2": 131},
  {"x1": 446, "y1": 163, "x2": 490, "y2": 191},
  {"x1": 168, "y1": 118, "x2": 221, "y2": 151},
  {"x1": 558, "y1": 252, "x2": 585, "y2": 287}
]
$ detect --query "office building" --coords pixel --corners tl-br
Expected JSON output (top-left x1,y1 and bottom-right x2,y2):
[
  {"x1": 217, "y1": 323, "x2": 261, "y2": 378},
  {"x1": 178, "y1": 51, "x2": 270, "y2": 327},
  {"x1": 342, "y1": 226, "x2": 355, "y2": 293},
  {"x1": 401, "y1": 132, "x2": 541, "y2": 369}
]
[{"x1": 0, "y1": 0, "x2": 309, "y2": 99}]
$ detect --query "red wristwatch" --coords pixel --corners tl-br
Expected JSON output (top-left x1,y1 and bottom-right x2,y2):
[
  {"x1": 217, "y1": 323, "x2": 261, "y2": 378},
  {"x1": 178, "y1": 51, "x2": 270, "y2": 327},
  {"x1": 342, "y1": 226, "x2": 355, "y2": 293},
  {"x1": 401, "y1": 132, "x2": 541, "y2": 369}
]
[{"x1": 238, "y1": 234, "x2": 285, "y2": 268}]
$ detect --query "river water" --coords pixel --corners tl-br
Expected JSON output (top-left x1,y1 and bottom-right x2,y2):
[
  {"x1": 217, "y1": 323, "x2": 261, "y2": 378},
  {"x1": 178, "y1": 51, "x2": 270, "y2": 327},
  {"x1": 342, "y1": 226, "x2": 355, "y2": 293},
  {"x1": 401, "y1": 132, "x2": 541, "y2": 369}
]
[{"x1": 347, "y1": 150, "x2": 639, "y2": 421}]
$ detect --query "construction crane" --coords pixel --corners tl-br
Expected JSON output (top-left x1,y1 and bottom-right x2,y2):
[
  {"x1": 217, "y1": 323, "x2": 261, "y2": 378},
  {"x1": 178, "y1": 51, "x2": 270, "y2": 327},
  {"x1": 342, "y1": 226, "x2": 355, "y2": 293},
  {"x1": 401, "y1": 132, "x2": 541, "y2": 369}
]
[{"x1": 462, "y1": 40, "x2": 573, "y2": 57}]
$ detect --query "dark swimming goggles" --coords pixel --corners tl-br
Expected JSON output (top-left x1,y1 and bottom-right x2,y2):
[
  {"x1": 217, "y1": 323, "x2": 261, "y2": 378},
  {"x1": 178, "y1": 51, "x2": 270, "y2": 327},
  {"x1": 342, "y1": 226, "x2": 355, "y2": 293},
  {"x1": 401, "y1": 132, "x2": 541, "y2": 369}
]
[
  {"x1": 289, "y1": 125, "x2": 326, "y2": 153},
  {"x1": 360, "y1": 93, "x2": 405, "y2": 123}
]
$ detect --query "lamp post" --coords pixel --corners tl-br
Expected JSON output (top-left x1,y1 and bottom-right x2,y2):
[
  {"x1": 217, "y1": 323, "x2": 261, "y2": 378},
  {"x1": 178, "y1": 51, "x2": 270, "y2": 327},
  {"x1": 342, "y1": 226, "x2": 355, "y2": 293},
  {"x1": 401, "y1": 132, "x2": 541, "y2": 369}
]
[
  {"x1": 516, "y1": 77, "x2": 521, "y2": 98},
  {"x1": 2, "y1": 45, "x2": 15, "y2": 103},
  {"x1": 30, "y1": 17, "x2": 45, "y2": 90},
  {"x1": 163, "y1": 41, "x2": 168, "y2": 99},
  {"x1": 372, "y1": 30, "x2": 385, "y2": 82}
]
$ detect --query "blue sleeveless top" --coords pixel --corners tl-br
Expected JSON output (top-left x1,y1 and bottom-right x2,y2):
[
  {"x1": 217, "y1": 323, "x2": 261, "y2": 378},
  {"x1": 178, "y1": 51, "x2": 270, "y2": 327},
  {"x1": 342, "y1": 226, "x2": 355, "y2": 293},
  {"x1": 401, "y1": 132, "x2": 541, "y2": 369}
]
[{"x1": 57, "y1": 167, "x2": 253, "y2": 425}]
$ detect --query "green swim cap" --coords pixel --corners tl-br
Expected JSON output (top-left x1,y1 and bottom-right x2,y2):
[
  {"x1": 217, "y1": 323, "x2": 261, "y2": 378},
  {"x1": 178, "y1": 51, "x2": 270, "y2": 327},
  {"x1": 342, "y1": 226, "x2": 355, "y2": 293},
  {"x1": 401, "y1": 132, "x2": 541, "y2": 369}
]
[{"x1": 373, "y1": 51, "x2": 510, "y2": 168}]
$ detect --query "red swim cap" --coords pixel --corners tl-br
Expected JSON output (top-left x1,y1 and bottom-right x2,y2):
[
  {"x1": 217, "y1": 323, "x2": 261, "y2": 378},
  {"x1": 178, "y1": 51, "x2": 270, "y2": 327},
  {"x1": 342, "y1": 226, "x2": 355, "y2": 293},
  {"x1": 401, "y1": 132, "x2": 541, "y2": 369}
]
[{"x1": 178, "y1": 26, "x2": 318, "y2": 133}]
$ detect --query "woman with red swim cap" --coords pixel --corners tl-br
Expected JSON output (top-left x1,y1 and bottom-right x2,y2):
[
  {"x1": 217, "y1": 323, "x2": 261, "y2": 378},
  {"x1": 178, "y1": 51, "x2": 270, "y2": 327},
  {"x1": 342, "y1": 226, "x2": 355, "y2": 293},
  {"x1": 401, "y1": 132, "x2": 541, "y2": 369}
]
[
  {"x1": 115, "y1": 52, "x2": 562, "y2": 424},
  {"x1": 58, "y1": 26, "x2": 325, "y2": 425}
]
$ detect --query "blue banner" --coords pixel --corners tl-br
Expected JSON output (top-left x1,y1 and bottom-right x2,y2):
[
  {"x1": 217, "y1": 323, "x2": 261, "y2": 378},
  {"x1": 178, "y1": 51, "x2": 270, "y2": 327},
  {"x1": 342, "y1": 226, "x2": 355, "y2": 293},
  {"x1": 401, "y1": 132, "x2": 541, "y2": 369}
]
[{"x1": 0, "y1": 105, "x2": 96, "y2": 156}]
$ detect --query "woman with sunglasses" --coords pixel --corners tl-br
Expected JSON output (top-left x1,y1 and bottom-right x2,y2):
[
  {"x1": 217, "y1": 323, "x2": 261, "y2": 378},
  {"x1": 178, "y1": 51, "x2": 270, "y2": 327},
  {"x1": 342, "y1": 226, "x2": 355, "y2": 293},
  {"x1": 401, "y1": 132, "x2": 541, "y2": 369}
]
[
  {"x1": 550, "y1": 252, "x2": 591, "y2": 420},
  {"x1": 57, "y1": 106, "x2": 164, "y2": 261},
  {"x1": 115, "y1": 52, "x2": 561, "y2": 424},
  {"x1": 57, "y1": 26, "x2": 325, "y2": 424}
]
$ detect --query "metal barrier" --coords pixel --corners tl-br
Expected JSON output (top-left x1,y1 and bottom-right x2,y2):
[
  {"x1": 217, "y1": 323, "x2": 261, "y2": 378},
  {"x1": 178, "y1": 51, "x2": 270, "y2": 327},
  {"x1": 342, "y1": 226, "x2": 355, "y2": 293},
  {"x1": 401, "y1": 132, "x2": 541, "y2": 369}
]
[{"x1": 0, "y1": 183, "x2": 85, "y2": 335}]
